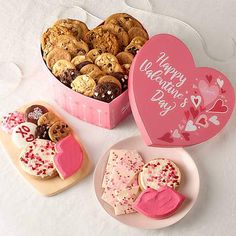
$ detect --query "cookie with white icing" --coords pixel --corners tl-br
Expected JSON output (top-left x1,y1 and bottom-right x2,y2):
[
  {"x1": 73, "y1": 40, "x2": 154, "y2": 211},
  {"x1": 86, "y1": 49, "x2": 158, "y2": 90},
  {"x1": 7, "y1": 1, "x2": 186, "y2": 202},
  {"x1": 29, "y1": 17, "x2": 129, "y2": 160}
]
[
  {"x1": 138, "y1": 158, "x2": 181, "y2": 190},
  {"x1": 12, "y1": 122, "x2": 37, "y2": 148},
  {"x1": 19, "y1": 139, "x2": 57, "y2": 179}
]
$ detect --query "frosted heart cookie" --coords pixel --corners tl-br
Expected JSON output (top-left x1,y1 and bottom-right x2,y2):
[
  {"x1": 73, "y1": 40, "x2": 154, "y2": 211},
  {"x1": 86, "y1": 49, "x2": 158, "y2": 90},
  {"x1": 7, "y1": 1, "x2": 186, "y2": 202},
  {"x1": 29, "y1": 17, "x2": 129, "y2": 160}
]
[
  {"x1": 48, "y1": 121, "x2": 71, "y2": 142},
  {"x1": 54, "y1": 134, "x2": 83, "y2": 179},
  {"x1": 133, "y1": 186, "x2": 185, "y2": 219},
  {"x1": 0, "y1": 111, "x2": 25, "y2": 134},
  {"x1": 19, "y1": 139, "x2": 57, "y2": 179},
  {"x1": 25, "y1": 105, "x2": 48, "y2": 124},
  {"x1": 138, "y1": 158, "x2": 181, "y2": 190},
  {"x1": 12, "y1": 122, "x2": 37, "y2": 148}
]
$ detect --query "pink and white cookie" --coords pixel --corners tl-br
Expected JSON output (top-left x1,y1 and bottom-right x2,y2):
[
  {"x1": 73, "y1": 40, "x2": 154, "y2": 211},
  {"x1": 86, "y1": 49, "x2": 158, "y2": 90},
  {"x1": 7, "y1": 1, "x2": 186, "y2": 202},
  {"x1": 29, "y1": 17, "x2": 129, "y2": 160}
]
[
  {"x1": 101, "y1": 176, "x2": 139, "y2": 207},
  {"x1": 19, "y1": 139, "x2": 57, "y2": 179},
  {"x1": 114, "y1": 185, "x2": 140, "y2": 215},
  {"x1": 12, "y1": 122, "x2": 37, "y2": 148},
  {"x1": 102, "y1": 149, "x2": 144, "y2": 190},
  {"x1": 133, "y1": 186, "x2": 185, "y2": 219},
  {"x1": 138, "y1": 158, "x2": 181, "y2": 190},
  {"x1": 54, "y1": 134, "x2": 84, "y2": 179},
  {"x1": 0, "y1": 111, "x2": 25, "y2": 134}
]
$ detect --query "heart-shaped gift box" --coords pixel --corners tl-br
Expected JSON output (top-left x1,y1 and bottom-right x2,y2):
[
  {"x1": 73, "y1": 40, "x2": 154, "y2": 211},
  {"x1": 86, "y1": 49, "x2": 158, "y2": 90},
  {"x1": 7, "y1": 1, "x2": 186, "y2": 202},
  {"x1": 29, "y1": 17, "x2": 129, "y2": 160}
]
[{"x1": 129, "y1": 34, "x2": 235, "y2": 146}]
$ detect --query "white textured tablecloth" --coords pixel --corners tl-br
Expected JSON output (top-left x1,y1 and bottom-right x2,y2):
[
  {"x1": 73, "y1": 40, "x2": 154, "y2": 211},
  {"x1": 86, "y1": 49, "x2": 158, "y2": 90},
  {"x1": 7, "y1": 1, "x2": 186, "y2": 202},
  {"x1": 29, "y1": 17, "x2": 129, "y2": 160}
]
[{"x1": 0, "y1": 1, "x2": 236, "y2": 235}]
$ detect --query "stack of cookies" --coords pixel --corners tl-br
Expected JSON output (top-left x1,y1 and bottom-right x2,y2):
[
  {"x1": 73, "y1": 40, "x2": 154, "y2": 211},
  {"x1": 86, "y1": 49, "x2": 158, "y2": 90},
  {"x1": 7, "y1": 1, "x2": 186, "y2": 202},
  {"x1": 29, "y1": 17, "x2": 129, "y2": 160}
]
[{"x1": 41, "y1": 13, "x2": 149, "y2": 103}]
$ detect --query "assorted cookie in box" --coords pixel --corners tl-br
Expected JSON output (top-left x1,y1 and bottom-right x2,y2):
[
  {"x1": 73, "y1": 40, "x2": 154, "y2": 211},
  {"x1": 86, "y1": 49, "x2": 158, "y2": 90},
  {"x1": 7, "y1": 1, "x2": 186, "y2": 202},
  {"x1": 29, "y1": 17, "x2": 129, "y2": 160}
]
[
  {"x1": 40, "y1": 13, "x2": 149, "y2": 129},
  {"x1": 0, "y1": 103, "x2": 92, "y2": 195},
  {"x1": 41, "y1": 13, "x2": 149, "y2": 103}
]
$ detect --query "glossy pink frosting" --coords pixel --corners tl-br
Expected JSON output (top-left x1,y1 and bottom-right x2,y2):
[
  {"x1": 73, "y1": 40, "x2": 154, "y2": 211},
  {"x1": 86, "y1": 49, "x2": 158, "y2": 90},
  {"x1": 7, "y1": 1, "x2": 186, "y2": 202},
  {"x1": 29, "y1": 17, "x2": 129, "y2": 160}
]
[
  {"x1": 54, "y1": 134, "x2": 83, "y2": 179},
  {"x1": 133, "y1": 186, "x2": 185, "y2": 219}
]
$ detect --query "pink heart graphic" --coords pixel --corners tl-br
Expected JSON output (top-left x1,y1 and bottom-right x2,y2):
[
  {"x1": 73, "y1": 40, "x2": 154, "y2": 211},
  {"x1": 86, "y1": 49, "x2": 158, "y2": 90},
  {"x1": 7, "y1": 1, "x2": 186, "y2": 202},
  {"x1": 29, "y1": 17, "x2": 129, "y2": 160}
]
[
  {"x1": 208, "y1": 99, "x2": 228, "y2": 113},
  {"x1": 54, "y1": 134, "x2": 83, "y2": 179},
  {"x1": 129, "y1": 34, "x2": 235, "y2": 146},
  {"x1": 198, "y1": 80, "x2": 219, "y2": 106},
  {"x1": 196, "y1": 114, "x2": 209, "y2": 128}
]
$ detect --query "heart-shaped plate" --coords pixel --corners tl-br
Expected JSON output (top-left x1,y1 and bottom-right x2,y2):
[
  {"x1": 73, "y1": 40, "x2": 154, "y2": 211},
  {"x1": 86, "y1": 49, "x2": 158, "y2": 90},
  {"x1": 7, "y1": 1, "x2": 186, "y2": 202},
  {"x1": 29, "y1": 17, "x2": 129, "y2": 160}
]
[{"x1": 129, "y1": 34, "x2": 235, "y2": 147}]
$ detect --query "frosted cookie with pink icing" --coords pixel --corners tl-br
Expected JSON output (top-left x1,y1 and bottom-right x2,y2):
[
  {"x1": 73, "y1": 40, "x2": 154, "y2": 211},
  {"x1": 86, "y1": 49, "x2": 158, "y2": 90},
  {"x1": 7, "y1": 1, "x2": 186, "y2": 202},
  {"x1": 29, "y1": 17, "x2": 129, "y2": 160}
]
[
  {"x1": 54, "y1": 134, "x2": 84, "y2": 179},
  {"x1": 12, "y1": 122, "x2": 37, "y2": 148},
  {"x1": 19, "y1": 139, "x2": 57, "y2": 179},
  {"x1": 0, "y1": 111, "x2": 25, "y2": 134},
  {"x1": 138, "y1": 158, "x2": 181, "y2": 190},
  {"x1": 102, "y1": 149, "x2": 144, "y2": 190},
  {"x1": 133, "y1": 186, "x2": 185, "y2": 219}
]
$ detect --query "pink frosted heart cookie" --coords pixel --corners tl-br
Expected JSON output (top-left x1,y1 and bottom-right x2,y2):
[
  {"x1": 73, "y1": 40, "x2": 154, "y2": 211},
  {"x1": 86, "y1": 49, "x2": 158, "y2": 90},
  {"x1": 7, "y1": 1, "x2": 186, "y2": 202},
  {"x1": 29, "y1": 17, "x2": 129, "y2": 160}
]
[
  {"x1": 12, "y1": 122, "x2": 37, "y2": 148},
  {"x1": 0, "y1": 111, "x2": 25, "y2": 134},
  {"x1": 54, "y1": 134, "x2": 84, "y2": 179},
  {"x1": 138, "y1": 158, "x2": 181, "y2": 190},
  {"x1": 133, "y1": 186, "x2": 185, "y2": 219},
  {"x1": 19, "y1": 139, "x2": 57, "y2": 179}
]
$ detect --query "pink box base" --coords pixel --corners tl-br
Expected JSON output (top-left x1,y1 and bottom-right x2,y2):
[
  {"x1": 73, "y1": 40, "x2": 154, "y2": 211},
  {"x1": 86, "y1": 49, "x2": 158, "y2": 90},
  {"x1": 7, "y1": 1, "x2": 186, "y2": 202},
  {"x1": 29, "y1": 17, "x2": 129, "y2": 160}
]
[{"x1": 41, "y1": 60, "x2": 131, "y2": 129}]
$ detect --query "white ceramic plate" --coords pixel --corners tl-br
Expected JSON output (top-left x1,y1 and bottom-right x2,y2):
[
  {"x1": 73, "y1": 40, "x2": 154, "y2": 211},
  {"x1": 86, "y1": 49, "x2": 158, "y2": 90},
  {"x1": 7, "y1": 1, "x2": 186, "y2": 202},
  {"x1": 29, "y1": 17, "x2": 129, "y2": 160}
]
[{"x1": 94, "y1": 135, "x2": 200, "y2": 229}]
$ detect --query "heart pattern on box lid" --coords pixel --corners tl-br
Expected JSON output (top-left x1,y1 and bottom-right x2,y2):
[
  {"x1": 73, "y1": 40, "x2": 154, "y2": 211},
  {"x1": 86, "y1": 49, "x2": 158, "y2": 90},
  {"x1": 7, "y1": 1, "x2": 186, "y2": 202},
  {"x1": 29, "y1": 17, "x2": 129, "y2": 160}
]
[{"x1": 129, "y1": 34, "x2": 235, "y2": 147}]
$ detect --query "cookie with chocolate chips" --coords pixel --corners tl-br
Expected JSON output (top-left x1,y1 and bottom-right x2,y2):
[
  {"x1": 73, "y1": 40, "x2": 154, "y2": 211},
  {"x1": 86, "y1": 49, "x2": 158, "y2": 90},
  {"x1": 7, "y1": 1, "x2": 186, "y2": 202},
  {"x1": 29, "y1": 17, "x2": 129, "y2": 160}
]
[
  {"x1": 58, "y1": 69, "x2": 80, "y2": 87},
  {"x1": 25, "y1": 105, "x2": 48, "y2": 124},
  {"x1": 35, "y1": 125, "x2": 50, "y2": 140},
  {"x1": 110, "y1": 72, "x2": 128, "y2": 91},
  {"x1": 48, "y1": 121, "x2": 71, "y2": 142},
  {"x1": 93, "y1": 82, "x2": 121, "y2": 103}
]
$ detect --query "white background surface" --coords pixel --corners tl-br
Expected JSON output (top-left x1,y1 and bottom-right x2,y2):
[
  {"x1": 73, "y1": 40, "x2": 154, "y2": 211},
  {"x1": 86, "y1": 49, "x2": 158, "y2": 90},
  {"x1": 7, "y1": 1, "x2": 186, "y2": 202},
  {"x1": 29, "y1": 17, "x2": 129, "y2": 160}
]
[{"x1": 0, "y1": 0, "x2": 236, "y2": 235}]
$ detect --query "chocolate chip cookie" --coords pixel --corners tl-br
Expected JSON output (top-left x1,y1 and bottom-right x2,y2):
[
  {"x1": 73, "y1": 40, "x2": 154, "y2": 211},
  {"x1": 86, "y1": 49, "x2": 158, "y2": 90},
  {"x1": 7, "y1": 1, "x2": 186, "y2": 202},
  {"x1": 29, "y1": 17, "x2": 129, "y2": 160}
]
[
  {"x1": 93, "y1": 82, "x2": 121, "y2": 103},
  {"x1": 52, "y1": 59, "x2": 76, "y2": 77},
  {"x1": 48, "y1": 121, "x2": 71, "y2": 142},
  {"x1": 53, "y1": 19, "x2": 89, "y2": 41},
  {"x1": 95, "y1": 53, "x2": 123, "y2": 74},
  {"x1": 38, "y1": 111, "x2": 60, "y2": 128},
  {"x1": 105, "y1": 13, "x2": 144, "y2": 32},
  {"x1": 116, "y1": 51, "x2": 134, "y2": 65},
  {"x1": 98, "y1": 75, "x2": 122, "y2": 89},
  {"x1": 87, "y1": 49, "x2": 103, "y2": 62},
  {"x1": 85, "y1": 27, "x2": 119, "y2": 55},
  {"x1": 58, "y1": 69, "x2": 80, "y2": 87},
  {"x1": 46, "y1": 48, "x2": 71, "y2": 70},
  {"x1": 110, "y1": 72, "x2": 129, "y2": 91},
  {"x1": 71, "y1": 75, "x2": 96, "y2": 97},
  {"x1": 35, "y1": 125, "x2": 50, "y2": 140}
]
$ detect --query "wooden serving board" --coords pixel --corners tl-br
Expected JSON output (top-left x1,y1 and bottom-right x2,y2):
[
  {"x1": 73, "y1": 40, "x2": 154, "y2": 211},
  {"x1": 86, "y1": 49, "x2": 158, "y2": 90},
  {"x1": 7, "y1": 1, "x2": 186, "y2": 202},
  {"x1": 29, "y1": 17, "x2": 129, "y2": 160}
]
[{"x1": 0, "y1": 101, "x2": 93, "y2": 196}]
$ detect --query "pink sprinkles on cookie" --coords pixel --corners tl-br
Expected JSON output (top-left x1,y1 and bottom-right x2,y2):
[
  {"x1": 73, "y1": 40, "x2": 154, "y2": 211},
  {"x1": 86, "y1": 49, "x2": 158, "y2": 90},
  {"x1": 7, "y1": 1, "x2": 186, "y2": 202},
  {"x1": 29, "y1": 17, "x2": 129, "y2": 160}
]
[
  {"x1": 0, "y1": 111, "x2": 25, "y2": 134},
  {"x1": 19, "y1": 139, "x2": 56, "y2": 178}
]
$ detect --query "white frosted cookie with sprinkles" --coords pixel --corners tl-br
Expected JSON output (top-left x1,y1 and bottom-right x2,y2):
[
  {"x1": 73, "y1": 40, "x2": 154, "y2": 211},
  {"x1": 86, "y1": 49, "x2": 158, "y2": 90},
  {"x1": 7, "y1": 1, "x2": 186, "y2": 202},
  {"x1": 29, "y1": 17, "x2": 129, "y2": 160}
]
[
  {"x1": 138, "y1": 158, "x2": 181, "y2": 190},
  {"x1": 19, "y1": 139, "x2": 57, "y2": 179}
]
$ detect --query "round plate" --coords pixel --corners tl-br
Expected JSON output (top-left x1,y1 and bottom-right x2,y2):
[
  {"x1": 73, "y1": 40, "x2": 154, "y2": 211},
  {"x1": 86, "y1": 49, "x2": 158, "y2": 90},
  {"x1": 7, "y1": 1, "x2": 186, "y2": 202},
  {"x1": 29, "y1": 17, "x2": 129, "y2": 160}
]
[{"x1": 94, "y1": 135, "x2": 200, "y2": 229}]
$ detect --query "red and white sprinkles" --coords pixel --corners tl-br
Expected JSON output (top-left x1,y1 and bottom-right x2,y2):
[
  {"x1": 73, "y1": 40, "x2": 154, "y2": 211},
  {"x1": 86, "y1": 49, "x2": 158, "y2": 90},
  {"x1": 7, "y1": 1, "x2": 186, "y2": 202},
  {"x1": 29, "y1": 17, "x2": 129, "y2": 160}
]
[
  {"x1": 19, "y1": 139, "x2": 56, "y2": 178},
  {"x1": 0, "y1": 111, "x2": 25, "y2": 134},
  {"x1": 139, "y1": 158, "x2": 181, "y2": 190},
  {"x1": 101, "y1": 149, "x2": 144, "y2": 215}
]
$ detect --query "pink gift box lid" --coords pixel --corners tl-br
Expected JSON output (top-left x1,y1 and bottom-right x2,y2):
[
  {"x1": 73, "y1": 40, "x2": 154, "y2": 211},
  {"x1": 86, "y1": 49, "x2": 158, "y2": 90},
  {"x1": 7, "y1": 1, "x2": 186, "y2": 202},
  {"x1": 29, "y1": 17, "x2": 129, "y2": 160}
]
[{"x1": 129, "y1": 34, "x2": 235, "y2": 147}]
